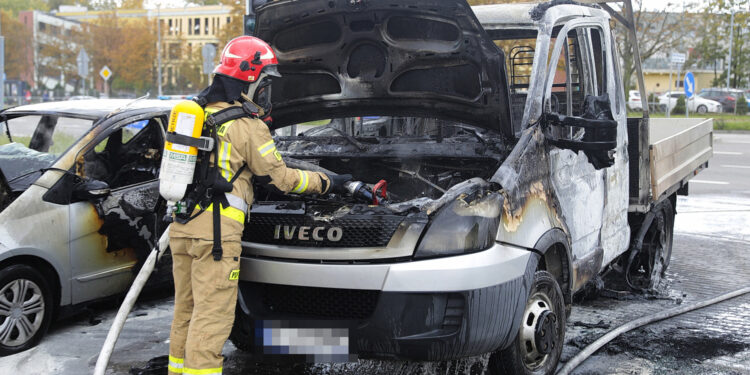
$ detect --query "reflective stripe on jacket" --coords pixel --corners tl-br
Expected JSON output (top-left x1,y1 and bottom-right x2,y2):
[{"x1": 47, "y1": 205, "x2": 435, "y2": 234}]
[{"x1": 170, "y1": 101, "x2": 331, "y2": 241}]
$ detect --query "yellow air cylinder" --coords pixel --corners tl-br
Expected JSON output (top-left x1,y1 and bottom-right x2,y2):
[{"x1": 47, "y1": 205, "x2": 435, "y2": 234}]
[{"x1": 159, "y1": 100, "x2": 205, "y2": 203}]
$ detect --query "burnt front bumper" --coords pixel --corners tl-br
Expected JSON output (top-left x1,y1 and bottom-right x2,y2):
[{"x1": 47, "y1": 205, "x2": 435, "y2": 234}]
[{"x1": 236, "y1": 243, "x2": 539, "y2": 361}]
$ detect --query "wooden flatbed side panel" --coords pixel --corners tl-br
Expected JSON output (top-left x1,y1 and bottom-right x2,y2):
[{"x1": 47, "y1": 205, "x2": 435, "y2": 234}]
[{"x1": 649, "y1": 118, "x2": 713, "y2": 199}]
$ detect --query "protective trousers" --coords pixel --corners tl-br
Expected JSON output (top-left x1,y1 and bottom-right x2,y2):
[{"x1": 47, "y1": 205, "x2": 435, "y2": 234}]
[{"x1": 168, "y1": 237, "x2": 242, "y2": 375}]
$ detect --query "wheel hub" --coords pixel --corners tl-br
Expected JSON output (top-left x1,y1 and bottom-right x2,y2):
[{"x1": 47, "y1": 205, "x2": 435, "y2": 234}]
[
  {"x1": 10, "y1": 305, "x2": 23, "y2": 319},
  {"x1": 534, "y1": 310, "x2": 558, "y2": 355},
  {"x1": 519, "y1": 292, "x2": 557, "y2": 368}
]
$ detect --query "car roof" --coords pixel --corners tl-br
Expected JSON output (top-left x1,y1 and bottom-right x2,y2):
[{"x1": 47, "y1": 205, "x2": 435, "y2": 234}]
[{"x1": 1, "y1": 99, "x2": 179, "y2": 119}]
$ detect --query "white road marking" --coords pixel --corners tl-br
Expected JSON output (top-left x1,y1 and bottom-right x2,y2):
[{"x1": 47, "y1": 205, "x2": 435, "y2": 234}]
[
  {"x1": 714, "y1": 151, "x2": 743, "y2": 155},
  {"x1": 721, "y1": 164, "x2": 750, "y2": 169},
  {"x1": 690, "y1": 180, "x2": 730, "y2": 185}
]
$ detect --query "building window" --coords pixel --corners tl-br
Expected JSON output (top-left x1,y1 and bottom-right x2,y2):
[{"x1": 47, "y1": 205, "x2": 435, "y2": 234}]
[
  {"x1": 167, "y1": 67, "x2": 173, "y2": 86},
  {"x1": 188, "y1": 18, "x2": 192, "y2": 35},
  {"x1": 39, "y1": 23, "x2": 46, "y2": 32},
  {"x1": 168, "y1": 19, "x2": 173, "y2": 35},
  {"x1": 204, "y1": 18, "x2": 209, "y2": 35},
  {"x1": 194, "y1": 18, "x2": 200, "y2": 34},
  {"x1": 227, "y1": 17, "x2": 231, "y2": 26},
  {"x1": 169, "y1": 43, "x2": 181, "y2": 60}
]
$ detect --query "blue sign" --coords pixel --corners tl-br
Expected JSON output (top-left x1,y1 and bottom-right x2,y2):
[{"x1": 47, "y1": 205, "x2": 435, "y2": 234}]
[{"x1": 684, "y1": 72, "x2": 696, "y2": 98}]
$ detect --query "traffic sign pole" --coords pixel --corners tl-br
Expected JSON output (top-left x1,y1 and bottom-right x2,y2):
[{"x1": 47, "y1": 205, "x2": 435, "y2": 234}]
[
  {"x1": 99, "y1": 66, "x2": 112, "y2": 98},
  {"x1": 684, "y1": 71, "x2": 695, "y2": 119}
]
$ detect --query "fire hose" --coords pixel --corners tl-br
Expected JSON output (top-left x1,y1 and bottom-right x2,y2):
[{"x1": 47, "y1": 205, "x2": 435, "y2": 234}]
[
  {"x1": 556, "y1": 285, "x2": 750, "y2": 375},
  {"x1": 94, "y1": 226, "x2": 171, "y2": 375}
]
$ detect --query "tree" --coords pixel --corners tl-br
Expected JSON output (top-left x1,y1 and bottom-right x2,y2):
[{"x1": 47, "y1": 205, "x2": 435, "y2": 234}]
[
  {"x1": 216, "y1": 0, "x2": 244, "y2": 50},
  {"x1": 689, "y1": 0, "x2": 750, "y2": 88},
  {"x1": 0, "y1": 0, "x2": 49, "y2": 15},
  {"x1": 614, "y1": 1, "x2": 695, "y2": 92},
  {"x1": 737, "y1": 95, "x2": 748, "y2": 115},
  {"x1": 671, "y1": 95, "x2": 686, "y2": 115},
  {"x1": 1, "y1": 10, "x2": 33, "y2": 82},
  {"x1": 77, "y1": 12, "x2": 157, "y2": 95}
]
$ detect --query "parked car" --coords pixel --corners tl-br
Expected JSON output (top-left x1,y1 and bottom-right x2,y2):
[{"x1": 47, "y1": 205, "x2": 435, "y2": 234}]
[
  {"x1": 627, "y1": 90, "x2": 642, "y2": 111},
  {"x1": 229, "y1": 1, "x2": 712, "y2": 374},
  {"x1": 658, "y1": 91, "x2": 723, "y2": 114},
  {"x1": 698, "y1": 88, "x2": 744, "y2": 112},
  {"x1": 0, "y1": 99, "x2": 176, "y2": 355}
]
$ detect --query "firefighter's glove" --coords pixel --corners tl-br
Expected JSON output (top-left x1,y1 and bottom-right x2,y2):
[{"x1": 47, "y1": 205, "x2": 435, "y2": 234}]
[{"x1": 326, "y1": 173, "x2": 353, "y2": 194}]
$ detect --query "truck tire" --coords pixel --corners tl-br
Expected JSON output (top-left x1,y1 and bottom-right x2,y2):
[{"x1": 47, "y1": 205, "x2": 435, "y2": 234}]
[
  {"x1": 697, "y1": 105, "x2": 708, "y2": 114},
  {"x1": 0, "y1": 264, "x2": 54, "y2": 356},
  {"x1": 488, "y1": 271, "x2": 565, "y2": 375},
  {"x1": 627, "y1": 198, "x2": 675, "y2": 291}
]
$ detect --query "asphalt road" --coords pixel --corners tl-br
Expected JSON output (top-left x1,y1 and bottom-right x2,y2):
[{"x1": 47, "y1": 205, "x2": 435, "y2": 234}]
[
  {"x1": 690, "y1": 132, "x2": 750, "y2": 198},
  {"x1": 0, "y1": 132, "x2": 748, "y2": 375}
]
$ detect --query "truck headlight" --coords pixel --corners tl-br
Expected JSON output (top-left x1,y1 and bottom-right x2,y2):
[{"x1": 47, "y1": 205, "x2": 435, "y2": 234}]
[{"x1": 414, "y1": 192, "x2": 502, "y2": 259}]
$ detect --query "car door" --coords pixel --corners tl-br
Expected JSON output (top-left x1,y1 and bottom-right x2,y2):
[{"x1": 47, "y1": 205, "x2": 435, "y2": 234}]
[
  {"x1": 67, "y1": 113, "x2": 168, "y2": 304},
  {"x1": 542, "y1": 17, "x2": 628, "y2": 283}
]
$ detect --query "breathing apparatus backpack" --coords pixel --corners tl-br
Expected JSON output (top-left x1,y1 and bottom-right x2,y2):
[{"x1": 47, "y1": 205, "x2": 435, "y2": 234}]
[{"x1": 158, "y1": 97, "x2": 262, "y2": 261}]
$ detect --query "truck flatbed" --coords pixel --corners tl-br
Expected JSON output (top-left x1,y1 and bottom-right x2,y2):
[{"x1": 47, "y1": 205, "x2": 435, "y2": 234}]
[{"x1": 649, "y1": 118, "x2": 713, "y2": 200}]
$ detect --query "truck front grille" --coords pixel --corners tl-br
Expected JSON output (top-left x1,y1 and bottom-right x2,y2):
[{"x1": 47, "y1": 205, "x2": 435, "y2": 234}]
[
  {"x1": 243, "y1": 215, "x2": 404, "y2": 248},
  {"x1": 259, "y1": 283, "x2": 379, "y2": 320}
]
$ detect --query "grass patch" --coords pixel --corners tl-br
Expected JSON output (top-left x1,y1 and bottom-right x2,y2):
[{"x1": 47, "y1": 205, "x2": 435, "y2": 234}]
[
  {"x1": 0, "y1": 136, "x2": 31, "y2": 147},
  {"x1": 628, "y1": 112, "x2": 750, "y2": 131},
  {"x1": 0, "y1": 132, "x2": 78, "y2": 155}
]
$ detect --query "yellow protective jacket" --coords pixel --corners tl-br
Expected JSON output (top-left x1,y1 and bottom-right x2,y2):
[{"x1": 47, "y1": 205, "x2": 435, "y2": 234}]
[{"x1": 170, "y1": 101, "x2": 330, "y2": 241}]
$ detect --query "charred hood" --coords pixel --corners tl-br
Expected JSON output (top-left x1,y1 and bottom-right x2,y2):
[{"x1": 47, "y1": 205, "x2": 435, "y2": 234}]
[{"x1": 255, "y1": 0, "x2": 513, "y2": 136}]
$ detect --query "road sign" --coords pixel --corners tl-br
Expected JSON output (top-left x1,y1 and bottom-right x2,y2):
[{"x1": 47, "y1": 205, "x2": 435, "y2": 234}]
[
  {"x1": 670, "y1": 52, "x2": 686, "y2": 65},
  {"x1": 684, "y1": 72, "x2": 696, "y2": 98},
  {"x1": 77, "y1": 49, "x2": 90, "y2": 78},
  {"x1": 201, "y1": 44, "x2": 217, "y2": 75},
  {"x1": 99, "y1": 65, "x2": 112, "y2": 81}
]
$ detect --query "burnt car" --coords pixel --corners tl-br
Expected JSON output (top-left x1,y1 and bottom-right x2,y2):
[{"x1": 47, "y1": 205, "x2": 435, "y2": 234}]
[{"x1": 0, "y1": 100, "x2": 174, "y2": 355}]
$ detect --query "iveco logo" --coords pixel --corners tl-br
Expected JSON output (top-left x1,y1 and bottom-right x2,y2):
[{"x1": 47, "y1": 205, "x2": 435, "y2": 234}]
[{"x1": 273, "y1": 225, "x2": 343, "y2": 242}]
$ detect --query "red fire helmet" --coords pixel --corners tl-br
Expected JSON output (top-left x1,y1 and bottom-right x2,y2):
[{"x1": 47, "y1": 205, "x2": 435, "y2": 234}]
[{"x1": 214, "y1": 36, "x2": 280, "y2": 83}]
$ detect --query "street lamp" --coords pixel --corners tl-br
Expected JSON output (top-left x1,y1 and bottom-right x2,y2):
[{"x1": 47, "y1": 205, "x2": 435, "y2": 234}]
[
  {"x1": 727, "y1": 8, "x2": 735, "y2": 89},
  {"x1": 156, "y1": 3, "x2": 163, "y2": 97}
]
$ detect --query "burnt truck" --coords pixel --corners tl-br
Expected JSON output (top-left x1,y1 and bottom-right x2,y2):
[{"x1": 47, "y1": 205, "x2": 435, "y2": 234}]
[{"x1": 229, "y1": 0, "x2": 713, "y2": 373}]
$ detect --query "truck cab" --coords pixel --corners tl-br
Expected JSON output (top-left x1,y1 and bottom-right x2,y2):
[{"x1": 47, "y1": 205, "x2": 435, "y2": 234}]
[{"x1": 232, "y1": 1, "x2": 712, "y2": 373}]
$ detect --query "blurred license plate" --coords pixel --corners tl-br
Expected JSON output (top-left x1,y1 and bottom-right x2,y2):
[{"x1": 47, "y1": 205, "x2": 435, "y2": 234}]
[{"x1": 254, "y1": 320, "x2": 357, "y2": 363}]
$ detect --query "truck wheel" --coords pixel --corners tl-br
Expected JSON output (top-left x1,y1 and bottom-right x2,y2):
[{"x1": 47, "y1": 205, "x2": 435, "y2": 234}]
[
  {"x1": 0, "y1": 264, "x2": 54, "y2": 356},
  {"x1": 697, "y1": 105, "x2": 708, "y2": 114},
  {"x1": 488, "y1": 271, "x2": 565, "y2": 375},
  {"x1": 229, "y1": 304, "x2": 253, "y2": 352},
  {"x1": 627, "y1": 199, "x2": 675, "y2": 291}
]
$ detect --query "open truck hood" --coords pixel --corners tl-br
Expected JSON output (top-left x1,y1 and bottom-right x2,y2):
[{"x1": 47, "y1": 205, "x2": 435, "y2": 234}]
[{"x1": 255, "y1": 0, "x2": 513, "y2": 136}]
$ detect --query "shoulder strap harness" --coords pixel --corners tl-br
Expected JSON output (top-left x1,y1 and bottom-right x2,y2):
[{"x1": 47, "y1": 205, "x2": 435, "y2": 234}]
[{"x1": 171, "y1": 96, "x2": 261, "y2": 261}]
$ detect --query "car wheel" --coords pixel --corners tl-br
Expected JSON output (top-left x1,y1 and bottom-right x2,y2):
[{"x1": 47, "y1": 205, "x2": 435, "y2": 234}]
[
  {"x1": 488, "y1": 271, "x2": 566, "y2": 375},
  {"x1": 697, "y1": 105, "x2": 708, "y2": 114},
  {"x1": 0, "y1": 265, "x2": 54, "y2": 356}
]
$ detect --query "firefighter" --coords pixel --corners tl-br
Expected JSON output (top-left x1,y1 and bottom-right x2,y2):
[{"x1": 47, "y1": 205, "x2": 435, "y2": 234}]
[{"x1": 166, "y1": 36, "x2": 351, "y2": 375}]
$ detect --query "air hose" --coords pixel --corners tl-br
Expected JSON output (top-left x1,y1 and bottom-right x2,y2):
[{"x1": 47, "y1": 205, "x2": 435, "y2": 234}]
[
  {"x1": 556, "y1": 285, "x2": 750, "y2": 375},
  {"x1": 94, "y1": 226, "x2": 171, "y2": 375}
]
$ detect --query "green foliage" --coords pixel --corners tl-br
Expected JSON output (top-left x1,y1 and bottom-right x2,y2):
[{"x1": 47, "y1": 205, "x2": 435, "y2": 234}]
[
  {"x1": 671, "y1": 95, "x2": 686, "y2": 115},
  {"x1": 0, "y1": 0, "x2": 49, "y2": 15},
  {"x1": 737, "y1": 95, "x2": 748, "y2": 115}
]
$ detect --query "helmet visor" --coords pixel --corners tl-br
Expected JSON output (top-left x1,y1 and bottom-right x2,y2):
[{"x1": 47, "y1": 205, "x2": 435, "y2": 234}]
[{"x1": 262, "y1": 64, "x2": 281, "y2": 78}]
